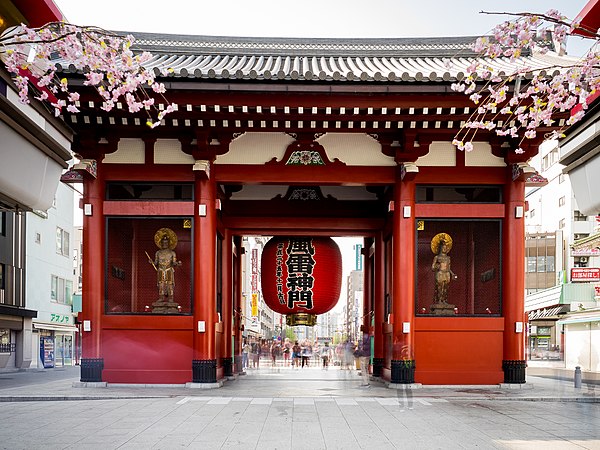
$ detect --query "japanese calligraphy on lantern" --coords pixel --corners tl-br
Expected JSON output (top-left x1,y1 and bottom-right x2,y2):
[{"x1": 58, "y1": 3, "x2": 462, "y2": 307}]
[
  {"x1": 261, "y1": 237, "x2": 342, "y2": 325},
  {"x1": 285, "y1": 238, "x2": 315, "y2": 309}
]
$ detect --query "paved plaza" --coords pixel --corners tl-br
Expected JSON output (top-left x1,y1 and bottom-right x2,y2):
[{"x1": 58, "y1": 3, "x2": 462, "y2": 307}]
[{"x1": 0, "y1": 365, "x2": 598, "y2": 449}]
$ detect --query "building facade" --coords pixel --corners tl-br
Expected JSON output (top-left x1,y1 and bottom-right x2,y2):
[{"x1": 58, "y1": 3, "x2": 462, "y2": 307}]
[{"x1": 0, "y1": 0, "x2": 72, "y2": 371}]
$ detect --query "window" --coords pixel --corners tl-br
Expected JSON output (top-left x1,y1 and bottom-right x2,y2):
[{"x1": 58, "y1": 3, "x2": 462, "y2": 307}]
[
  {"x1": 542, "y1": 148, "x2": 559, "y2": 171},
  {"x1": 0, "y1": 263, "x2": 4, "y2": 290},
  {"x1": 558, "y1": 196, "x2": 566, "y2": 207},
  {"x1": 51, "y1": 275, "x2": 73, "y2": 305},
  {"x1": 530, "y1": 209, "x2": 536, "y2": 218},
  {"x1": 0, "y1": 212, "x2": 5, "y2": 236},
  {"x1": 559, "y1": 219, "x2": 565, "y2": 229},
  {"x1": 56, "y1": 227, "x2": 70, "y2": 257},
  {"x1": 526, "y1": 256, "x2": 537, "y2": 273},
  {"x1": 35, "y1": 232, "x2": 41, "y2": 244},
  {"x1": 559, "y1": 173, "x2": 566, "y2": 184},
  {"x1": 574, "y1": 210, "x2": 587, "y2": 222}
]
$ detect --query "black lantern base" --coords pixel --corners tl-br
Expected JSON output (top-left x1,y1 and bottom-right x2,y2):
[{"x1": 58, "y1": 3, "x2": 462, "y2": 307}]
[
  {"x1": 192, "y1": 359, "x2": 217, "y2": 383},
  {"x1": 502, "y1": 360, "x2": 527, "y2": 384},
  {"x1": 80, "y1": 358, "x2": 104, "y2": 382},
  {"x1": 372, "y1": 357, "x2": 384, "y2": 377},
  {"x1": 391, "y1": 359, "x2": 415, "y2": 384}
]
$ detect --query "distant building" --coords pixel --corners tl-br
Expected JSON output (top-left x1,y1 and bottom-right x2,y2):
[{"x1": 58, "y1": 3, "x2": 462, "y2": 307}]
[
  {"x1": 0, "y1": 0, "x2": 73, "y2": 371},
  {"x1": 27, "y1": 183, "x2": 78, "y2": 368},
  {"x1": 525, "y1": 141, "x2": 599, "y2": 362}
]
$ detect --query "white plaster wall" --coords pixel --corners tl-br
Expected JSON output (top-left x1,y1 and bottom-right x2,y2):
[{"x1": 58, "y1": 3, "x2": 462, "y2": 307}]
[{"x1": 103, "y1": 138, "x2": 145, "y2": 164}]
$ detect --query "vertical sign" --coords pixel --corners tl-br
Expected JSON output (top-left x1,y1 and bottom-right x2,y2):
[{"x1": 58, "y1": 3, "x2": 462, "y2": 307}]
[
  {"x1": 251, "y1": 293, "x2": 258, "y2": 317},
  {"x1": 354, "y1": 244, "x2": 363, "y2": 271}
]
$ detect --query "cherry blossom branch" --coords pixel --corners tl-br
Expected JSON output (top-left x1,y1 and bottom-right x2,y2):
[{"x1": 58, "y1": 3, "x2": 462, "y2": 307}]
[
  {"x1": 0, "y1": 21, "x2": 174, "y2": 128},
  {"x1": 451, "y1": 9, "x2": 600, "y2": 154}
]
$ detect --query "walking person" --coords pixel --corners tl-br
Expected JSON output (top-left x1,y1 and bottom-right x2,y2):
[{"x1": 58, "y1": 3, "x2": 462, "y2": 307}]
[
  {"x1": 292, "y1": 341, "x2": 301, "y2": 369},
  {"x1": 321, "y1": 342, "x2": 332, "y2": 370},
  {"x1": 301, "y1": 340, "x2": 312, "y2": 368},
  {"x1": 251, "y1": 340, "x2": 261, "y2": 369},
  {"x1": 358, "y1": 332, "x2": 371, "y2": 387},
  {"x1": 283, "y1": 339, "x2": 291, "y2": 366},
  {"x1": 242, "y1": 340, "x2": 250, "y2": 369}
]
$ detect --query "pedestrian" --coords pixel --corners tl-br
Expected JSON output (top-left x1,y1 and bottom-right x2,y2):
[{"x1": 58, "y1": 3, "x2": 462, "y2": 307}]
[
  {"x1": 242, "y1": 340, "x2": 250, "y2": 369},
  {"x1": 270, "y1": 341, "x2": 279, "y2": 367},
  {"x1": 292, "y1": 340, "x2": 301, "y2": 369},
  {"x1": 301, "y1": 340, "x2": 312, "y2": 368},
  {"x1": 283, "y1": 339, "x2": 291, "y2": 366},
  {"x1": 358, "y1": 333, "x2": 371, "y2": 387},
  {"x1": 251, "y1": 339, "x2": 261, "y2": 369},
  {"x1": 321, "y1": 342, "x2": 332, "y2": 370}
]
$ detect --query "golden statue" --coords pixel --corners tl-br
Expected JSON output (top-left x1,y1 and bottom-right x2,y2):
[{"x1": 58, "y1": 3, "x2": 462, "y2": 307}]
[
  {"x1": 430, "y1": 233, "x2": 457, "y2": 313},
  {"x1": 146, "y1": 228, "x2": 181, "y2": 313}
]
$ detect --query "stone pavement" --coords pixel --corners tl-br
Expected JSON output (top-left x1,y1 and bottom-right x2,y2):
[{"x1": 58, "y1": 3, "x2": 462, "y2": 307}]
[{"x1": 0, "y1": 365, "x2": 598, "y2": 449}]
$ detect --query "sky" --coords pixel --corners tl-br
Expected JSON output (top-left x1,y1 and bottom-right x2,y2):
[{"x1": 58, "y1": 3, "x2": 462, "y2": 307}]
[{"x1": 53, "y1": 0, "x2": 591, "y2": 54}]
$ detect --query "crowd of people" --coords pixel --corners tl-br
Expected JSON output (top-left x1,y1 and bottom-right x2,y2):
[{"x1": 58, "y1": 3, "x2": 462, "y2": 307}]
[{"x1": 241, "y1": 336, "x2": 370, "y2": 381}]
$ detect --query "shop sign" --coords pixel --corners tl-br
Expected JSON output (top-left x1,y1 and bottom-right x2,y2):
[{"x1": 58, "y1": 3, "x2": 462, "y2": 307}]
[
  {"x1": 571, "y1": 268, "x2": 600, "y2": 282},
  {"x1": 50, "y1": 314, "x2": 71, "y2": 324},
  {"x1": 595, "y1": 285, "x2": 600, "y2": 298},
  {"x1": 571, "y1": 247, "x2": 600, "y2": 256}
]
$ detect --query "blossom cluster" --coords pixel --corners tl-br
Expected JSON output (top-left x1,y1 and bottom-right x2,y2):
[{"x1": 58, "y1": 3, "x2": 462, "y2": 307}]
[
  {"x1": 0, "y1": 22, "x2": 174, "y2": 127},
  {"x1": 451, "y1": 10, "x2": 599, "y2": 154}
]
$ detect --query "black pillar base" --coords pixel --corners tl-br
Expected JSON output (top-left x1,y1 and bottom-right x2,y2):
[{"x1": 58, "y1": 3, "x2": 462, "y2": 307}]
[
  {"x1": 80, "y1": 358, "x2": 104, "y2": 382},
  {"x1": 391, "y1": 359, "x2": 415, "y2": 384},
  {"x1": 372, "y1": 357, "x2": 384, "y2": 378},
  {"x1": 192, "y1": 359, "x2": 217, "y2": 383},
  {"x1": 223, "y1": 357, "x2": 234, "y2": 377},
  {"x1": 502, "y1": 360, "x2": 527, "y2": 384},
  {"x1": 234, "y1": 355, "x2": 243, "y2": 374}
]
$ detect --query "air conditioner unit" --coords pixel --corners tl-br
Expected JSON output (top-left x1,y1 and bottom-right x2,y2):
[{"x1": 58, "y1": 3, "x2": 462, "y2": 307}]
[{"x1": 580, "y1": 256, "x2": 588, "y2": 263}]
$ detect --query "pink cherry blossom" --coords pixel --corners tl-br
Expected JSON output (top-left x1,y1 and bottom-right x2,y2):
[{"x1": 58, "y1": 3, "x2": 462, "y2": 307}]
[
  {"x1": 0, "y1": 22, "x2": 173, "y2": 127},
  {"x1": 452, "y1": 9, "x2": 600, "y2": 154}
]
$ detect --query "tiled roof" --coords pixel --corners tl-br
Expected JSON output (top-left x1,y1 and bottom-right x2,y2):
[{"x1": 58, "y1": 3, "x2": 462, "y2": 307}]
[{"x1": 118, "y1": 33, "x2": 574, "y2": 83}]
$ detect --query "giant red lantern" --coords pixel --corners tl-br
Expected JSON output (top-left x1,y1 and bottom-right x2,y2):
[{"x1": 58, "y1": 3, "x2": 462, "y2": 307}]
[{"x1": 261, "y1": 237, "x2": 342, "y2": 326}]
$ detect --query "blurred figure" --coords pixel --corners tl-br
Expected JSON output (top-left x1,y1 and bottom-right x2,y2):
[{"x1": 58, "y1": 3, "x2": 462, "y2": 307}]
[
  {"x1": 283, "y1": 338, "x2": 292, "y2": 366},
  {"x1": 321, "y1": 342, "x2": 332, "y2": 370},
  {"x1": 357, "y1": 333, "x2": 371, "y2": 387},
  {"x1": 301, "y1": 340, "x2": 313, "y2": 368},
  {"x1": 292, "y1": 341, "x2": 301, "y2": 369},
  {"x1": 251, "y1": 339, "x2": 261, "y2": 369},
  {"x1": 342, "y1": 340, "x2": 354, "y2": 370},
  {"x1": 242, "y1": 340, "x2": 250, "y2": 369}
]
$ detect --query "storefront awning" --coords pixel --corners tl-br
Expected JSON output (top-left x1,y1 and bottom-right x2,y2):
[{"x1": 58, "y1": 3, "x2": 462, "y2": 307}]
[
  {"x1": 528, "y1": 305, "x2": 569, "y2": 320},
  {"x1": 32, "y1": 322, "x2": 78, "y2": 333}
]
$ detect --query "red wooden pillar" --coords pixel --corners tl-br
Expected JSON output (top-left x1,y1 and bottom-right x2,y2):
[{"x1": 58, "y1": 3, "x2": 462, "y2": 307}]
[
  {"x1": 222, "y1": 229, "x2": 234, "y2": 377},
  {"x1": 502, "y1": 178, "x2": 527, "y2": 383},
  {"x1": 362, "y1": 238, "x2": 372, "y2": 333},
  {"x1": 373, "y1": 232, "x2": 385, "y2": 377},
  {"x1": 80, "y1": 162, "x2": 105, "y2": 382},
  {"x1": 192, "y1": 168, "x2": 218, "y2": 383},
  {"x1": 391, "y1": 168, "x2": 416, "y2": 383},
  {"x1": 233, "y1": 236, "x2": 244, "y2": 374}
]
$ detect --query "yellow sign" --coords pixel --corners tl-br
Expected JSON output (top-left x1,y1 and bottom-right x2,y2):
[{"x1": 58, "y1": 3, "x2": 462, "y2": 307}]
[
  {"x1": 417, "y1": 220, "x2": 425, "y2": 231},
  {"x1": 251, "y1": 293, "x2": 258, "y2": 317}
]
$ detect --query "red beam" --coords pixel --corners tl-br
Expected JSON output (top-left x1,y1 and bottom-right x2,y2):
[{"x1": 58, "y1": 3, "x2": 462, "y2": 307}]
[
  {"x1": 415, "y1": 204, "x2": 505, "y2": 218},
  {"x1": 222, "y1": 216, "x2": 383, "y2": 235},
  {"x1": 103, "y1": 201, "x2": 194, "y2": 216},
  {"x1": 214, "y1": 164, "x2": 395, "y2": 185}
]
